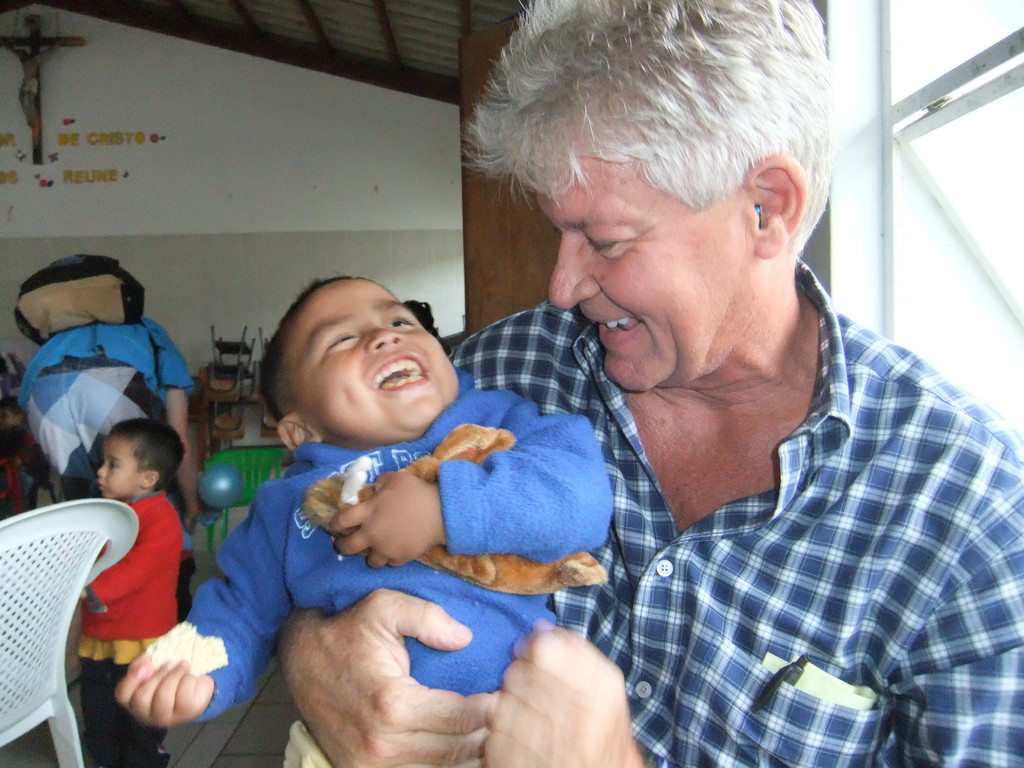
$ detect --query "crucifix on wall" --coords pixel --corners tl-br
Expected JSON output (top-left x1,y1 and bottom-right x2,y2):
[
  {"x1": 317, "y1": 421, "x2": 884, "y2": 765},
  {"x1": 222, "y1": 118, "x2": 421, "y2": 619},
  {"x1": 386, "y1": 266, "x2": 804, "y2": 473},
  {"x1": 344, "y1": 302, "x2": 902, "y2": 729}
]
[{"x1": 0, "y1": 14, "x2": 84, "y2": 165}]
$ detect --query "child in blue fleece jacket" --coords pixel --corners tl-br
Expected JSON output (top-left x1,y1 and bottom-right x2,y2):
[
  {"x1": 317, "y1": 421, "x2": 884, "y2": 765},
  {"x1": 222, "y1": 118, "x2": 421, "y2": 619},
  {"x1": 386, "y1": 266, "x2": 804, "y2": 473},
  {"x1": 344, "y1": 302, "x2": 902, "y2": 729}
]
[{"x1": 117, "y1": 276, "x2": 612, "y2": 726}]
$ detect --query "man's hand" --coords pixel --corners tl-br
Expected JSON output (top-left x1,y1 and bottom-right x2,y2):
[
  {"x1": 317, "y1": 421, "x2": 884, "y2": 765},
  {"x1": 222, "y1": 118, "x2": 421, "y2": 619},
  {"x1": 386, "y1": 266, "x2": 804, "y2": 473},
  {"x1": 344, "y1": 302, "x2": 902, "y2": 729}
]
[
  {"x1": 279, "y1": 591, "x2": 491, "y2": 767},
  {"x1": 484, "y1": 622, "x2": 644, "y2": 768},
  {"x1": 115, "y1": 654, "x2": 214, "y2": 727}
]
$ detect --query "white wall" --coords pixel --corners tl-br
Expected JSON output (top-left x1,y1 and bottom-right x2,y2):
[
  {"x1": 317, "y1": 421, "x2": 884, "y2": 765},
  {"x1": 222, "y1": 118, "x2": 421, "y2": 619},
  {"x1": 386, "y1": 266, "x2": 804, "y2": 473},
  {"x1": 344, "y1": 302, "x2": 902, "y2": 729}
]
[
  {"x1": 1, "y1": 231, "x2": 464, "y2": 372},
  {"x1": 0, "y1": 6, "x2": 466, "y2": 371}
]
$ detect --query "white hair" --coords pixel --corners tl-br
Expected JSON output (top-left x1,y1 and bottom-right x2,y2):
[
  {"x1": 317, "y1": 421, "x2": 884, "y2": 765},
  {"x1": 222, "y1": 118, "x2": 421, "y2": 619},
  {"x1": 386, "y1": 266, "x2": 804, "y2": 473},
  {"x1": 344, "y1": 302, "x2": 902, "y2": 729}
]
[{"x1": 465, "y1": 0, "x2": 835, "y2": 252}]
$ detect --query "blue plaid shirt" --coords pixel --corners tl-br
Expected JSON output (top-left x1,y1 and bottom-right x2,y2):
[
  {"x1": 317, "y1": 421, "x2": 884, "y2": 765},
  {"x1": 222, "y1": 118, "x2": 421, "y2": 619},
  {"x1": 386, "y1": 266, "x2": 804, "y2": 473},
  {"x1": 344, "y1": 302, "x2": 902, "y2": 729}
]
[{"x1": 453, "y1": 264, "x2": 1024, "y2": 767}]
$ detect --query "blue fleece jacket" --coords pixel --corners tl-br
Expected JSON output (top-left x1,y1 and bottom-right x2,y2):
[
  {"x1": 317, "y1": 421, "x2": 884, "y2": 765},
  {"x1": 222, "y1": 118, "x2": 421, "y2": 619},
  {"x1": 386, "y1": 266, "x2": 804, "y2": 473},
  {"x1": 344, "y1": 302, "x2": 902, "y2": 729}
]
[{"x1": 190, "y1": 369, "x2": 612, "y2": 719}]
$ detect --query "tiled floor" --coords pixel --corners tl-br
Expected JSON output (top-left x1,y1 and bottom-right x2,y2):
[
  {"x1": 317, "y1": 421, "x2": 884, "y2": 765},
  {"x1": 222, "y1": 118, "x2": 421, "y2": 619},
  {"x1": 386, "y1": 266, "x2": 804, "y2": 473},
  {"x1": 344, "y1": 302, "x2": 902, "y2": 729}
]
[
  {"x1": 0, "y1": 660, "x2": 300, "y2": 768},
  {"x1": 1, "y1": 509, "x2": 300, "y2": 768}
]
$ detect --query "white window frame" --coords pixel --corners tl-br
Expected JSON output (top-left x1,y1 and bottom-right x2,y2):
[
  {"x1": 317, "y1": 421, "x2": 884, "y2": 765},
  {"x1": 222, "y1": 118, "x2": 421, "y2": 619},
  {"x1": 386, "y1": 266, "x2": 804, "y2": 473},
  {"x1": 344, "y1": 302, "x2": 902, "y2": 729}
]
[
  {"x1": 827, "y1": 2, "x2": 1024, "y2": 428},
  {"x1": 888, "y1": 23, "x2": 1024, "y2": 333}
]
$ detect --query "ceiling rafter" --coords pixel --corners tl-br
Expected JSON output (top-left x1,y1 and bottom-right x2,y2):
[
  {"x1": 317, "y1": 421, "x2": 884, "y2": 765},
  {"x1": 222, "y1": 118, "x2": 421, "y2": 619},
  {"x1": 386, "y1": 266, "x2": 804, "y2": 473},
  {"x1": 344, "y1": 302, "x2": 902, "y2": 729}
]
[
  {"x1": 165, "y1": 0, "x2": 191, "y2": 17},
  {"x1": 14, "y1": 0, "x2": 460, "y2": 103},
  {"x1": 225, "y1": 0, "x2": 262, "y2": 38},
  {"x1": 371, "y1": 0, "x2": 401, "y2": 69},
  {"x1": 292, "y1": 0, "x2": 332, "y2": 54}
]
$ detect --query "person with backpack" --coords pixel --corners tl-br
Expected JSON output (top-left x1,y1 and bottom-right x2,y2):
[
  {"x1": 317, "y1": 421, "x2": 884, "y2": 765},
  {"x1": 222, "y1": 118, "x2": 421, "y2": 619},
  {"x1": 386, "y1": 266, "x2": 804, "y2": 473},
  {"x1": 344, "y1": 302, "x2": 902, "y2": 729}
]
[{"x1": 15, "y1": 254, "x2": 201, "y2": 616}]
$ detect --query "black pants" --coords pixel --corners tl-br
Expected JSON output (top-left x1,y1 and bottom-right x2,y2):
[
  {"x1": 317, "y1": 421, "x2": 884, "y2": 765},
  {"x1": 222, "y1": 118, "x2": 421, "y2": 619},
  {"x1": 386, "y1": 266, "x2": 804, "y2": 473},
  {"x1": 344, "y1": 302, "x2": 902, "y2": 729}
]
[
  {"x1": 176, "y1": 555, "x2": 196, "y2": 622},
  {"x1": 79, "y1": 657, "x2": 169, "y2": 768}
]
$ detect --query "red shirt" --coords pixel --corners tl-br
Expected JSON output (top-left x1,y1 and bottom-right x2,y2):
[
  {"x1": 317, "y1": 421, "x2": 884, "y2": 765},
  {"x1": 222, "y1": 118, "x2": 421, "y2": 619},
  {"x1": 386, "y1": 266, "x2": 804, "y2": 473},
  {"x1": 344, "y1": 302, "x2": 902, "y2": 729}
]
[{"x1": 82, "y1": 492, "x2": 183, "y2": 641}]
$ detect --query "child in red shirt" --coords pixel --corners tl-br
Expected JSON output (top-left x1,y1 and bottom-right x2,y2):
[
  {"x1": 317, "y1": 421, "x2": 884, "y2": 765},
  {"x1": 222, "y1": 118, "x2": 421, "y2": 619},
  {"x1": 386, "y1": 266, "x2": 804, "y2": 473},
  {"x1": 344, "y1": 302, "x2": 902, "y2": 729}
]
[{"x1": 79, "y1": 418, "x2": 183, "y2": 768}]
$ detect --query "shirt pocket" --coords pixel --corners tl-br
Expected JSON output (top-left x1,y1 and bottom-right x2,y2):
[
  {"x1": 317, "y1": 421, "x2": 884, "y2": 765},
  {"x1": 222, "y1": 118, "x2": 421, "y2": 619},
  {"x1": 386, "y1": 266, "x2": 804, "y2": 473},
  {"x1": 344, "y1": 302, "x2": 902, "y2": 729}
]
[{"x1": 683, "y1": 636, "x2": 889, "y2": 767}]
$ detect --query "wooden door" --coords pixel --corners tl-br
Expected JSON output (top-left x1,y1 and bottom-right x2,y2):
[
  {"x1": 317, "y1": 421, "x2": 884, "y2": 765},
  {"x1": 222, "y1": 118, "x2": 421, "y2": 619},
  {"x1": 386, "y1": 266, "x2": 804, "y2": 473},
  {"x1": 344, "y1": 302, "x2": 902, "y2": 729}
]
[{"x1": 459, "y1": 20, "x2": 560, "y2": 335}]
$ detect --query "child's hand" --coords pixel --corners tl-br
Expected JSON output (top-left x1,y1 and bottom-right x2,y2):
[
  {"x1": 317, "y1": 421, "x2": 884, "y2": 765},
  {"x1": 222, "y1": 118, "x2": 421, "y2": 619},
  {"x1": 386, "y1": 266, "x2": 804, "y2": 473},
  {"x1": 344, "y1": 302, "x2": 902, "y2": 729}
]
[
  {"x1": 115, "y1": 652, "x2": 215, "y2": 727},
  {"x1": 329, "y1": 471, "x2": 445, "y2": 568}
]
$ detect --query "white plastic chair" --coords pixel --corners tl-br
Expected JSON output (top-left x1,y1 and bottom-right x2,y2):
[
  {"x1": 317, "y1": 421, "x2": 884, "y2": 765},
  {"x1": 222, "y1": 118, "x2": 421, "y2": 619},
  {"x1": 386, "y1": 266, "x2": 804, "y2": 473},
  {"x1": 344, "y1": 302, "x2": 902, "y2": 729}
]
[{"x1": 0, "y1": 498, "x2": 138, "y2": 768}]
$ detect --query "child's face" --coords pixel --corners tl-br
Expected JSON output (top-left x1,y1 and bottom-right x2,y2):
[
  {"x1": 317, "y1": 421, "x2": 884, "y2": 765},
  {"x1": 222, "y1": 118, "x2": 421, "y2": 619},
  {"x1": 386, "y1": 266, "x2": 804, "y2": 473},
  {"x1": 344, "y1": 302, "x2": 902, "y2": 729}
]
[
  {"x1": 97, "y1": 436, "x2": 156, "y2": 502},
  {"x1": 0, "y1": 405, "x2": 25, "y2": 431},
  {"x1": 280, "y1": 279, "x2": 459, "y2": 450}
]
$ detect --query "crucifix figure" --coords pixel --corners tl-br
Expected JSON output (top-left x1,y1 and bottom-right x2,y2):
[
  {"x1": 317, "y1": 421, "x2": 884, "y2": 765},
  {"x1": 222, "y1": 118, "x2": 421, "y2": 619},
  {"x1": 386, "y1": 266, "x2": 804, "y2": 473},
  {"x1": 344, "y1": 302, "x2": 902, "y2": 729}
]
[{"x1": 1, "y1": 15, "x2": 84, "y2": 164}]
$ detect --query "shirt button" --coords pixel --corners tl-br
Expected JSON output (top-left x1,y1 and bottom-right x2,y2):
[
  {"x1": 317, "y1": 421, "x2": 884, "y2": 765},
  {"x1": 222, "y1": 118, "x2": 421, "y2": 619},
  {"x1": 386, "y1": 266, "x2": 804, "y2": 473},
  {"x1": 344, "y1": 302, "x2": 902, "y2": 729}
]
[
  {"x1": 656, "y1": 559, "x2": 674, "y2": 577},
  {"x1": 635, "y1": 680, "x2": 653, "y2": 699}
]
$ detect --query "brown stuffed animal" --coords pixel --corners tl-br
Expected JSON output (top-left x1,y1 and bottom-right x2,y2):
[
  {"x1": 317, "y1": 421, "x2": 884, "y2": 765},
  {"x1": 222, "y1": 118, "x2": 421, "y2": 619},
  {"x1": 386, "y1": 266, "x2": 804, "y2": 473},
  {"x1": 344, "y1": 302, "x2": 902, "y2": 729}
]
[{"x1": 302, "y1": 424, "x2": 608, "y2": 595}]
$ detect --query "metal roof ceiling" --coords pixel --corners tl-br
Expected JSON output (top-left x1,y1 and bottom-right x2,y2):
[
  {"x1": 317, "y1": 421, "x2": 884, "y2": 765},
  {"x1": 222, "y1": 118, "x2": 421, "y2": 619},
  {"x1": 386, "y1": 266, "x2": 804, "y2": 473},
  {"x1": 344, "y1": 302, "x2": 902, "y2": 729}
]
[{"x1": 1, "y1": 0, "x2": 525, "y2": 103}]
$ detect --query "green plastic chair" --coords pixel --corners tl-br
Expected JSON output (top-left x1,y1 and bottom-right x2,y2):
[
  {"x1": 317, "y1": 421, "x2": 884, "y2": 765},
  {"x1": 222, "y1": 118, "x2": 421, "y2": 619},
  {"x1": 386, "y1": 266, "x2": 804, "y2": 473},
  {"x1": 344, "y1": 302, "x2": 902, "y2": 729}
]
[{"x1": 203, "y1": 446, "x2": 287, "y2": 549}]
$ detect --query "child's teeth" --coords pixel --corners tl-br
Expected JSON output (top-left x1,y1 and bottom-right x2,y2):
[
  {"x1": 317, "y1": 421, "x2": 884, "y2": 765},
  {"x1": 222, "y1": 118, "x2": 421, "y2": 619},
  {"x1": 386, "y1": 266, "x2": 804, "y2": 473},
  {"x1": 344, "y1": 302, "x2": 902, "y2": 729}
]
[
  {"x1": 375, "y1": 360, "x2": 423, "y2": 388},
  {"x1": 607, "y1": 317, "x2": 629, "y2": 329}
]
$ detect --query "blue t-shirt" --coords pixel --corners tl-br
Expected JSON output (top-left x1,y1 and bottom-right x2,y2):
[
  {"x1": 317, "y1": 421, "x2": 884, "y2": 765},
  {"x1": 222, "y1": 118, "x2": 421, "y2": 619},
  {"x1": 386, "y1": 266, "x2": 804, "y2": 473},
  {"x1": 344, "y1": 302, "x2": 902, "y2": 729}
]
[{"x1": 19, "y1": 317, "x2": 192, "y2": 409}]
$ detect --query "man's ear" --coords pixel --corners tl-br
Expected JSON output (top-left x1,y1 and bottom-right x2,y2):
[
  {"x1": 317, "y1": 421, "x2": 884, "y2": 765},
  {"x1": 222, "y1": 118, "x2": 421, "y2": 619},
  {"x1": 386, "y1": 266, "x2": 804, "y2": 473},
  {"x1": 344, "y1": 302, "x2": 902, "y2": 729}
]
[
  {"x1": 746, "y1": 155, "x2": 808, "y2": 259},
  {"x1": 277, "y1": 412, "x2": 319, "y2": 451}
]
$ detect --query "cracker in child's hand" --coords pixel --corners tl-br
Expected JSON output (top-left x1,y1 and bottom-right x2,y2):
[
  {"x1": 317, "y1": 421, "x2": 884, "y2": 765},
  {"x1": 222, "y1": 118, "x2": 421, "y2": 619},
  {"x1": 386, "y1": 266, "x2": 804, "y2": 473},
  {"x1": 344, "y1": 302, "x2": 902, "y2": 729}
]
[{"x1": 146, "y1": 621, "x2": 228, "y2": 675}]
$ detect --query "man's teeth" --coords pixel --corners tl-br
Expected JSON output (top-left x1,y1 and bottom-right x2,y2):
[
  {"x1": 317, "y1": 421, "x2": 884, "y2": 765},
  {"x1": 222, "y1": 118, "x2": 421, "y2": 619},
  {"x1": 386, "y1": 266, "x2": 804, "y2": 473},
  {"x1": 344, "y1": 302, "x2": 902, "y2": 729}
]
[
  {"x1": 375, "y1": 360, "x2": 424, "y2": 389},
  {"x1": 606, "y1": 317, "x2": 630, "y2": 330}
]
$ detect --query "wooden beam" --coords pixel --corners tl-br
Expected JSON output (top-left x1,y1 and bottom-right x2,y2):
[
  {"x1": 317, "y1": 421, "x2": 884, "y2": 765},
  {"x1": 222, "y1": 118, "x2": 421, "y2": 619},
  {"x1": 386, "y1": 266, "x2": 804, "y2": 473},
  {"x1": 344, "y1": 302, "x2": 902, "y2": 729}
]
[
  {"x1": 292, "y1": 0, "x2": 332, "y2": 54},
  {"x1": 371, "y1": 0, "x2": 402, "y2": 69},
  {"x1": 0, "y1": 1, "x2": 35, "y2": 13},
  {"x1": 460, "y1": 0, "x2": 472, "y2": 38},
  {"x1": 225, "y1": 0, "x2": 262, "y2": 38},
  {"x1": 35, "y1": 0, "x2": 458, "y2": 103}
]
